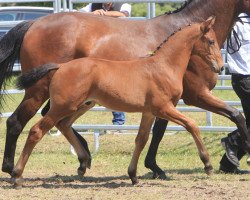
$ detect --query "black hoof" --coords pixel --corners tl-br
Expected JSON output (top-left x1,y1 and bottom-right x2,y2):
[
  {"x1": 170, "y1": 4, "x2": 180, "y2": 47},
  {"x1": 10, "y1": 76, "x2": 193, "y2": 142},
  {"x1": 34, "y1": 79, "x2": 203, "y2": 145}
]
[
  {"x1": 2, "y1": 161, "x2": 14, "y2": 175},
  {"x1": 77, "y1": 165, "x2": 87, "y2": 177},
  {"x1": 152, "y1": 171, "x2": 168, "y2": 180},
  {"x1": 204, "y1": 165, "x2": 213, "y2": 175}
]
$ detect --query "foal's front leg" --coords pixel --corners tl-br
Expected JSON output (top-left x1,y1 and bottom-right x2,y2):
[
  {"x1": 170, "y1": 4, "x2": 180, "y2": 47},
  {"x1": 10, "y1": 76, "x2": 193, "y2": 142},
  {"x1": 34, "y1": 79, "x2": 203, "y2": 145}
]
[
  {"x1": 154, "y1": 103, "x2": 213, "y2": 175},
  {"x1": 128, "y1": 112, "x2": 155, "y2": 184}
]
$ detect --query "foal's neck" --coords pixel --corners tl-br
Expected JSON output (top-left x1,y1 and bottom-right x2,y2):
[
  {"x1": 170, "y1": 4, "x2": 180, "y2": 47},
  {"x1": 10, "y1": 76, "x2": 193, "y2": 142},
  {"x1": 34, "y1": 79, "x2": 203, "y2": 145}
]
[{"x1": 153, "y1": 24, "x2": 200, "y2": 71}]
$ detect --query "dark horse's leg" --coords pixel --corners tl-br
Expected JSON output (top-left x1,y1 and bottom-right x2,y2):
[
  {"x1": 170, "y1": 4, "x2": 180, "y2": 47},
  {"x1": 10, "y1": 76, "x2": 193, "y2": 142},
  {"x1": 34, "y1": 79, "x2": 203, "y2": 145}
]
[
  {"x1": 0, "y1": 21, "x2": 36, "y2": 174},
  {"x1": 144, "y1": 118, "x2": 168, "y2": 179},
  {"x1": 41, "y1": 100, "x2": 92, "y2": 159},
  {"x1": 2, "y1": 93, "x2": 48, "y2": 174}
]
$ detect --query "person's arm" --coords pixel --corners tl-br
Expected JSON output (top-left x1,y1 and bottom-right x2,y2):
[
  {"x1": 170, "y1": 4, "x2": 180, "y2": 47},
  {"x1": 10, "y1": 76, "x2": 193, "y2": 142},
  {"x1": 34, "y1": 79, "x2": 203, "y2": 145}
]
[
  {"x1": 92, "y1": 10, "x2": 128, "y2": 17},
  {"x1": 92, "y1": 3, "x2": 131, "y2": 17}
]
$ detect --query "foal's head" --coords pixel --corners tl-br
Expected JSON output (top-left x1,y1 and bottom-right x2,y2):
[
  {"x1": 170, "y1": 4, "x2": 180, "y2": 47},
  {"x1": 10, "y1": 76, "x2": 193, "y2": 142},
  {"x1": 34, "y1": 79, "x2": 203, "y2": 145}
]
[{"x1": 192, "y1": 16, "x2": 224, "y2": 73}]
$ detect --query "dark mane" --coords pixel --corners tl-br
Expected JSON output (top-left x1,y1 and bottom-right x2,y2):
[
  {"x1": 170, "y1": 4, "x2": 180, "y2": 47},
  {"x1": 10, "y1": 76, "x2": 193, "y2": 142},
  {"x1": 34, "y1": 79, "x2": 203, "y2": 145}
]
[
  {"x1": 165, "y1": 0, "x2": 193, "y2": 15},
  {"x1": 149, "y1": 24, "x2": 191, "y2": 56}
]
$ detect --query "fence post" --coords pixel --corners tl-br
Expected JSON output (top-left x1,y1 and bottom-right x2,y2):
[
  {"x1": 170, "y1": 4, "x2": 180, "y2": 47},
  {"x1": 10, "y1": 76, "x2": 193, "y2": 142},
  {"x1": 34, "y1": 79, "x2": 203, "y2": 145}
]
[
  {"x1": 94, "y1": 130, "x2": 100, "y2": 152},
  {"x1": 150, "y1": 3, "x2": 156, "y2": 18},
  {"x1": 206, "y1": 111, "x2": 213, "y2": 127}
]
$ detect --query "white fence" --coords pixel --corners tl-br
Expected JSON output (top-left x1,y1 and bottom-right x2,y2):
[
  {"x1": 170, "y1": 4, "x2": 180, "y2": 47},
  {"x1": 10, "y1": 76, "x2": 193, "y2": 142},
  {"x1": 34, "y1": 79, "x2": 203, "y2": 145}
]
[{"x1": 0, "y1": 0, "x2": 241, "y2": 147}]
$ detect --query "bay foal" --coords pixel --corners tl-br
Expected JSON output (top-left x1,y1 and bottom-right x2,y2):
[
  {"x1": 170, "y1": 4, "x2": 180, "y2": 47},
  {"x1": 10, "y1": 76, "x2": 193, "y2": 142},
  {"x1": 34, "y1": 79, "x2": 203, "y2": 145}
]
[{"x1": 14, "y1": 17, "x2": 223, "y2": 186}]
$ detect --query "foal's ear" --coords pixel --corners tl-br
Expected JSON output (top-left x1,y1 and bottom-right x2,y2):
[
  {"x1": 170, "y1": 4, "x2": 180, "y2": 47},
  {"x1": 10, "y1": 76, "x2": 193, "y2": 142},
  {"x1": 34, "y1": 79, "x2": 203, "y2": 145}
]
[{"x1": 201, "y1": 16, "x2": 216, "y2": 34}]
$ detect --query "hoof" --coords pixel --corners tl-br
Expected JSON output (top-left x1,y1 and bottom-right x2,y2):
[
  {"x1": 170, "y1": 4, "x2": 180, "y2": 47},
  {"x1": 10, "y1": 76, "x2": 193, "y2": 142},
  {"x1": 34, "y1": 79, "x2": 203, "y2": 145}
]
[
  {"x1": 11, "y1": 176, "x2": 24, "y2": 189},
  {"x1": 204, "y1": 165, "x2": 213, "y2": 175},
  {"x1": 77, "y1": 166, "x2": 86, "y2": 177},
  {"x1": 152, "y1": 172, "x2": 168, "y2": 180},
  {"x1": 2, "y1": 163, "x2": 13, "y2": 175},
  {"x1": 131, "y1": 177, "x2": 139, "y2": 185}
]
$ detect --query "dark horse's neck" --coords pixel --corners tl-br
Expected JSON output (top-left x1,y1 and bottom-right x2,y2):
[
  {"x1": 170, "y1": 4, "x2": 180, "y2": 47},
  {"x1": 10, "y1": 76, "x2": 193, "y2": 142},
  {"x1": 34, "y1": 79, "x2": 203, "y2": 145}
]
[{"x1": 153, "y1": 0, "x2": 241, "y2": 47}]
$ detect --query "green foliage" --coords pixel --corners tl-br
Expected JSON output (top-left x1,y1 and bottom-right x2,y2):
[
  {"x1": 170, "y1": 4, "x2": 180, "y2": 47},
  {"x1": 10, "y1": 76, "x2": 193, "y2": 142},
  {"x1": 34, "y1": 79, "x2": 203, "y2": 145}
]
[
  {"x1": 131, "y1": 3, "x2": 183, "y2": 17},
  {"x1": 5, "y1": 2, "x2": 53, "y2": 7}
]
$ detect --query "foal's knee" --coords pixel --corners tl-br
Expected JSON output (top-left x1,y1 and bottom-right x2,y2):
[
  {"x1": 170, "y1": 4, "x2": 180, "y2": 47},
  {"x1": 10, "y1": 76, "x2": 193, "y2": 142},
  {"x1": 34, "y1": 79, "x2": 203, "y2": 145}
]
[{"x1": 27, "y1": 126, "x2": 43, "y2": 143}]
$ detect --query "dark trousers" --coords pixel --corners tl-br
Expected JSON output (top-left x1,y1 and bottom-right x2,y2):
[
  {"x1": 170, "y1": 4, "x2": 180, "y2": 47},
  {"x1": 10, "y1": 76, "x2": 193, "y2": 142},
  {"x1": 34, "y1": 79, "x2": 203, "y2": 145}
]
[
  {"x1": 220, "y1": 74, "x2": 250, "y2": 168},
  {"x1": 231, "y1": 74, "x2": 250, "y2": 128}
]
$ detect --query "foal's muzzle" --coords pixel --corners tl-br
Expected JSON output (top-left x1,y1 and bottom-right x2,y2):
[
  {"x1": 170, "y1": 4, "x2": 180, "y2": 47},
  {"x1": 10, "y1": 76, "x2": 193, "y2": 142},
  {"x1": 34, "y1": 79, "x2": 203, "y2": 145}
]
[{"x1": 211, "y1": 61, "x2": 224, "y2": 73}]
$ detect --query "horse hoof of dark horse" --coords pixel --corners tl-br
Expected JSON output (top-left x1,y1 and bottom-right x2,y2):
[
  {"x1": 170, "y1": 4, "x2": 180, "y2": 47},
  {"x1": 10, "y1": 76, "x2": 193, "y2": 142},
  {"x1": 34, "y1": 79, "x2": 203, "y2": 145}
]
[
  {"x1": 77, "y1": 166, "x2": 87, "y2": 177},
  {"x1": 152, "y1": 172, "x2": 168, "y2": 180},
  {"x1": 204, "y1": 166, "x2": 213, "y2": 175},
  {"x1": 2, "y1": 163, "x2": 13, "y2": 175}
]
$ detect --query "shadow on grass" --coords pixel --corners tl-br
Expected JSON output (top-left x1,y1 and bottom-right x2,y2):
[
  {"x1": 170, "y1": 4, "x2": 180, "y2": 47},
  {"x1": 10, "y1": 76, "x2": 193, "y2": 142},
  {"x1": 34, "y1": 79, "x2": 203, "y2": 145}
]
[{"x1": 140, "y1": 166, "x2": 229, "y2": 182}]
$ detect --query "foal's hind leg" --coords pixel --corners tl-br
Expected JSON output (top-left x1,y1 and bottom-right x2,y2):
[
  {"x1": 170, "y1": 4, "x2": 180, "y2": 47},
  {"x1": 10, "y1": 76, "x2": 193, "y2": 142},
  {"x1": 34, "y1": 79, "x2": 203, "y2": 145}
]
[
  {"x1": 42, "y1": 100, "x2": 92, "y2": 166},
  {"x1": 154, "y1": 103, "x2": 213, "y2": 175},
  {"x1": 128, "y1": 112, "x2": 155, "y2": 184},
  {"x1": 11, "y1": 114, "x2": 56, "y2": 188},
  {"x1": 2, "y1": 89, "x2": 49, "y2": 175},
  {"x1": 55, "y1": 102, "x2": 96, "y2": 175}
]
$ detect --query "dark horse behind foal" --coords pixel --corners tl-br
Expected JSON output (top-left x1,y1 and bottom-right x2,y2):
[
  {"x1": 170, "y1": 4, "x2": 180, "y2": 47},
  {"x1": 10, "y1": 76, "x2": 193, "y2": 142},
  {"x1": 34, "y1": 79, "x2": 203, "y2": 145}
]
[{"x1": 1, "y1": 0, "x2": 250, "y2": 178}]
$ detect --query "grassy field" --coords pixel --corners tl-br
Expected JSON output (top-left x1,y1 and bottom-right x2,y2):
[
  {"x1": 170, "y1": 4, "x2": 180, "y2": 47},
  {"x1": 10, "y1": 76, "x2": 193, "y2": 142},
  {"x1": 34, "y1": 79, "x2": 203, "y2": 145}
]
[{"x1": 0, "y1": 76, "x2": 249, "y2": 199}]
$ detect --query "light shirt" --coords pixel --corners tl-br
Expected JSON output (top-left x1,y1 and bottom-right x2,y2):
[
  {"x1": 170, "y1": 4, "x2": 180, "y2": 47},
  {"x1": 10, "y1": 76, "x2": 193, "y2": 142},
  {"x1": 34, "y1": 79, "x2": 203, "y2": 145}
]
[
  {"x1": 79, "y1": 3, "x2": 131, "y2": 17},
  {"x1": 227, "y1": 13, "x2": 250, "y2": 75}
]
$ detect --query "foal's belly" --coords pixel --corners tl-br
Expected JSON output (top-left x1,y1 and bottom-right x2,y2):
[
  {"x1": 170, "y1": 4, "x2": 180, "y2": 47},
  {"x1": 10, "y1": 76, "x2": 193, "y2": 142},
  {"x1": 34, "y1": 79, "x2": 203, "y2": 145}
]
[{"x1": 92, "y1": 95, "x2": 150, "y2": 113}]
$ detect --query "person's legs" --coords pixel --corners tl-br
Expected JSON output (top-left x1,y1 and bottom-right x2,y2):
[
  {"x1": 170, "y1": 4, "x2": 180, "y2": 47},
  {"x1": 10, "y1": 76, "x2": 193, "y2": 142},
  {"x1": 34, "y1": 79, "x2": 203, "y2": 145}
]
[
  {"x1": 220, "y1": 75, "x2": 250, "y2": 173},
  {"x1": 112, "y1": 112, "x2": 125, "y2": 125}
]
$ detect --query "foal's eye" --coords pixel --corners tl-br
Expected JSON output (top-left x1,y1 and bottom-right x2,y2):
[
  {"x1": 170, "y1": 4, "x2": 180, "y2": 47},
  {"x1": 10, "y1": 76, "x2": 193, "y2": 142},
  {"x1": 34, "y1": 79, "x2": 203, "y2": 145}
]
[{"x1": 208, "y1": 40, "x2": 215, "y2": 45}]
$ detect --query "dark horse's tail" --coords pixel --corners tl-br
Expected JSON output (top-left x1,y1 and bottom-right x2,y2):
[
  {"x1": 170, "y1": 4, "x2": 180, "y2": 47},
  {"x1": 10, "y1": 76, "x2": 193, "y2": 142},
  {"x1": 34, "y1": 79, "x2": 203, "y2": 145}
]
[
  {"x1": 16, "y1": 63, "x2": 59, "y2": 90},
  {"x1": 0, "y1": 20, "x2": 34, "y2": 109}
]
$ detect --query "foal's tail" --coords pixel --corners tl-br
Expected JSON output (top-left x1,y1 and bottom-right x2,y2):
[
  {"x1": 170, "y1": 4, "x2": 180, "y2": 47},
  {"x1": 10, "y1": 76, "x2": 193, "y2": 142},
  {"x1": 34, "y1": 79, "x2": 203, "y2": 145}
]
[
  {"x1": 16, "y1": 63, "x2": 59, "y2": 90},
  {"x1": 0, "y1": 20, "x2": 34, "y2": 108}
]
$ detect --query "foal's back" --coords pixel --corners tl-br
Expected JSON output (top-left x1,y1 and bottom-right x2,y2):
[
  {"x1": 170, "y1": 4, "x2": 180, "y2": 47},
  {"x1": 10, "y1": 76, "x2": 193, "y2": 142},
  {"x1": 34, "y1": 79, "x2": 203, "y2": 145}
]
[{"x1": 49, "y1": 22, "x2": 205, "y2": 112}]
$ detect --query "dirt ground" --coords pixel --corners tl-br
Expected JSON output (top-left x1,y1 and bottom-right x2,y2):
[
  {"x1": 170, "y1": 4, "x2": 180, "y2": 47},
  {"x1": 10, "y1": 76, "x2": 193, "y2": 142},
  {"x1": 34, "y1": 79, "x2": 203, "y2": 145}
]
[
  {"x1": 0, "y1": 172, "x2": 249, "y2": 200},
  {"x1": 0, "y1": 134, "x2": 249, "y2": 200}
]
